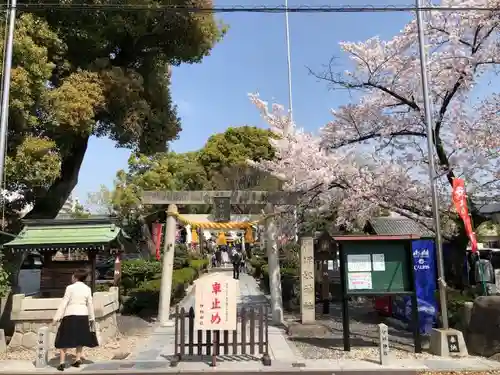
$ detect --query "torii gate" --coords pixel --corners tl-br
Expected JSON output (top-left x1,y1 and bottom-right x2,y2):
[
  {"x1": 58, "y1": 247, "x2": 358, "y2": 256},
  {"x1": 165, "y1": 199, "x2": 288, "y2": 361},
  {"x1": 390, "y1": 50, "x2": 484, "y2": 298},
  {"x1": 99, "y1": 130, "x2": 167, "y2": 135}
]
[{"x1": 142, "y1": 190, "x2": 300, "y2": 326}]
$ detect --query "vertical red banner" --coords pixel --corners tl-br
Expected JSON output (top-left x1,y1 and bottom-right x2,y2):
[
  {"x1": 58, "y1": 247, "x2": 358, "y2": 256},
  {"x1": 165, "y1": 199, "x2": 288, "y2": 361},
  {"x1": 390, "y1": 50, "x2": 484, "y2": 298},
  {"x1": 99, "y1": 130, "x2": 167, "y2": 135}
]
[
  {"x1": 452, "y1": 178, "x2": 478, "y2": 252},
  {"x1": 152, "y1": 222, "x2": 163, "y2": 260}
]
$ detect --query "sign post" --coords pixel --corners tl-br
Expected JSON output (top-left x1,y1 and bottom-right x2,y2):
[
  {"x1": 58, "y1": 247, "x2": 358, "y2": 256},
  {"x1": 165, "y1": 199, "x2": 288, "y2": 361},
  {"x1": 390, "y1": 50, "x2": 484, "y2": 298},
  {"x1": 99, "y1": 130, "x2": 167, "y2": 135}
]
[{"x1": 194, "y1": 273, "x2": 238, "y2": 367}]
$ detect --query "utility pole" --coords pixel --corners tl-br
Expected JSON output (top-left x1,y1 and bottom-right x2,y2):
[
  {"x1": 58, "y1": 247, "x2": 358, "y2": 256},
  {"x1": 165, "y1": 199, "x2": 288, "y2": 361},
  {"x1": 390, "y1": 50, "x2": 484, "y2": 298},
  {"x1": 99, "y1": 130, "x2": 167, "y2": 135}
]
[
  {"x1": 0, "y1": 0, "x2": 16, "y2": 189},
  {"x1": 415, "y1": 0, "x2": 448, "y2": 329},
  {"x1": 284, "y1": 0, "x2": 298, "y2": 242}
]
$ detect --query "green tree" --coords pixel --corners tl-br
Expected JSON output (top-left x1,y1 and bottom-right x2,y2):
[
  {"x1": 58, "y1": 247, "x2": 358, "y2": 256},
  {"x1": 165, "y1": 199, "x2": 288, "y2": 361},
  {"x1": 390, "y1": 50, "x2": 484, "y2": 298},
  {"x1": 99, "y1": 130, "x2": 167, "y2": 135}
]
[
  {"x1": 111, "y1": 126, "x2": 280, "y2": 226},
  {"x1": 198, "y1": 126, "x2": 277, "y2": 175},
  {"x1": 70, "y1": 202, "x2": 91, "y2": 219},
  {"x1": 2, "y1": 3, "x2": 225, "y2": 227},
  {"x1": 87, "y1": 185, "x2": 115, "y2": 216},
  {"x1": 112, "y1": 152, "x2": 209, "y2": 220}
]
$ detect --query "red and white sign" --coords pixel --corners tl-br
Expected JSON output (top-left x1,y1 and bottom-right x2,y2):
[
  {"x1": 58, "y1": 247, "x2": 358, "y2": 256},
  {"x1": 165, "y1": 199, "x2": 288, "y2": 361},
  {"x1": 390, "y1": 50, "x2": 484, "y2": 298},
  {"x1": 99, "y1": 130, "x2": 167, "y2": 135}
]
[{"x1": 194, "y1": 273, "x2": 237, "y2": 331}]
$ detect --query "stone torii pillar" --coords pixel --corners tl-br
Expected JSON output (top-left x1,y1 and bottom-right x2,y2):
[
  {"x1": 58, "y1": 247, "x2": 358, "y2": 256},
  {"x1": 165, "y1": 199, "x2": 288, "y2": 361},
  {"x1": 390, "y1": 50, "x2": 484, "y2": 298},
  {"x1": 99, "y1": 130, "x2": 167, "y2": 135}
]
[
  {"x1": 158, "y1": 204, "x2": 178, "y2": 326},
  {"x1": 265, "y1": 203, "x2": 283, "y2": 324}
]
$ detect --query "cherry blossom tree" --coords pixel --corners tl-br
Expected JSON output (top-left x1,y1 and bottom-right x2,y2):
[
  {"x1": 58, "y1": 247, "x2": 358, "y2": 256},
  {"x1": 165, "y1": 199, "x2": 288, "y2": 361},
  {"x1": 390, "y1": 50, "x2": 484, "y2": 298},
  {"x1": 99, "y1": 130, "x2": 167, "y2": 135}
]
[
  {"x1": 249, "y1": 94, "x2": 433, "y2": 232},
  {"x1": 249, "y1": 1, "x2": 500, "y2": 249}
]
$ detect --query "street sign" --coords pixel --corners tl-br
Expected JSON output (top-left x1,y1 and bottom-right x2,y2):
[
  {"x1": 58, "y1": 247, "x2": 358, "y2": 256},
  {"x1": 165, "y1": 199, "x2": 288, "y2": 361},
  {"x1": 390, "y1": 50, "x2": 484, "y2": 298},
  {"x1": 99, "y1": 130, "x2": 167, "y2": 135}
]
[
  {"x1": 194, "y1": 273, "x2": 237, "y2": 331},
  {"x1": 213, "y1": 197, "x2": 231, "y2": 222}
]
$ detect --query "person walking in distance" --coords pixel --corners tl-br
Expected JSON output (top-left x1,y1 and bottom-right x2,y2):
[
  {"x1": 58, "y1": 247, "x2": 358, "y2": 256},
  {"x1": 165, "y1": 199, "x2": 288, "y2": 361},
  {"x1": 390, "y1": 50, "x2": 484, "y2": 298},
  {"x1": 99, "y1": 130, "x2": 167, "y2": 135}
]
[
  {"x1": 232, "y1": 249, "x2": 242, "y2": 280},
  {"x1": 240, "y1": 248, "x2": 246, "y2": 273},
  {"x1": 52, "y1": 269, "x2": 99, "y2": 371}
]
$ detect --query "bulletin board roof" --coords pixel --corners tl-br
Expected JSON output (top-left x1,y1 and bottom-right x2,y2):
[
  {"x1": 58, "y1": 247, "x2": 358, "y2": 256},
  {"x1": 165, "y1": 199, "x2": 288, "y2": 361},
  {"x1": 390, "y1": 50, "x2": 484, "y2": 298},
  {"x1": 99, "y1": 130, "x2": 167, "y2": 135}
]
[{"x1": 333, "y1": 235, "x2": 420, "y2": 242}]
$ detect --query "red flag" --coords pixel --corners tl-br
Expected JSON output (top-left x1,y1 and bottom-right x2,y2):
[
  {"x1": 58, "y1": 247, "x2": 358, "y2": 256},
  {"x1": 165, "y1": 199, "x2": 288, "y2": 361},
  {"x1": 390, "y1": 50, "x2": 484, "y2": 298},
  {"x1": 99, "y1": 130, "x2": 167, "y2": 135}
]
[
  {"x1": 152, "y1": 223, "x2": 163, "y2": 260},
  {"x1": 452, "y1": 178, "x2": 478, "y2": 252}
]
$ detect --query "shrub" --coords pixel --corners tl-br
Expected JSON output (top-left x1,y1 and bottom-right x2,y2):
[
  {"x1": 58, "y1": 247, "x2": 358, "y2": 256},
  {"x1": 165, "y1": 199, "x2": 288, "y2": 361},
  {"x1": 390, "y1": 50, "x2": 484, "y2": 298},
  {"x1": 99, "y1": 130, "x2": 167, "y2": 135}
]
[
  {"x1": 188, "y1": 258, "x2": 209, "y2": 277},
  {"x1": 123, "y1": 278, "x2": 161, "y2": 314},
  {"x1": 260, "y1": 265, "x2": 298, "y2": 306},
  {"x1": 436, "y1": 289, "x2": 474, "y2": 328},
  {"x1": 95, "y1": 283, "x2": 111, "y2": 292},
  {"x1": 122, "y1": 265, "x2": 198, "y2": 315},
  {"x1": 174, "y1": 244, "x2": 190, "y2": 269},
  {"x1": 121, "y1": 259, "x2": 161, "y2": 294},
  {"x1": 250, "y1": 257, "x2": 267, "y2": 278},
  {"x1": 0, "y1": 253, "x2": 10, "y2": 298},
  {"x1": 280, "y1": 242, "x2": 300, "y2": 269}
]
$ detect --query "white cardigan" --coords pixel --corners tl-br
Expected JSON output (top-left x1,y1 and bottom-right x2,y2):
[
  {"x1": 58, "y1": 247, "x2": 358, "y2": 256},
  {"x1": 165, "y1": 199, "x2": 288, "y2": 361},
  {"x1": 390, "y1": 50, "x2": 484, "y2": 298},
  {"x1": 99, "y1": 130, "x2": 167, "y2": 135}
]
[{"x1": 54, "y1": 281, "x2": 95, "y2": 321}]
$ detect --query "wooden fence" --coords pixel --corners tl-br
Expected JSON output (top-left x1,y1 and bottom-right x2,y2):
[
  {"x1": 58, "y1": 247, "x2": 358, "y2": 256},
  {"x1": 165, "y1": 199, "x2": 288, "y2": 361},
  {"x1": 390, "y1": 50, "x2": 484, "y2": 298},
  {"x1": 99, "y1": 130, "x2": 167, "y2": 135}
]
[{"x1": 171, "y1": 305, "x2": 271, "y2": 366}]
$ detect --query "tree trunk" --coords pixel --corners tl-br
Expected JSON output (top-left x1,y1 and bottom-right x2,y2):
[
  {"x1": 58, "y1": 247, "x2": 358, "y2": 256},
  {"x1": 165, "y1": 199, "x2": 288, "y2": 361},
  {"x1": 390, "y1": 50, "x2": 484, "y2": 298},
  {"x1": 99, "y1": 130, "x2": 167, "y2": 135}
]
[
  {"x1": 25, "y1": 135, "x2": 89, "y2": 219},
  {"x1": 6, "y1": 135, "x2": 89, "y2": 289}
]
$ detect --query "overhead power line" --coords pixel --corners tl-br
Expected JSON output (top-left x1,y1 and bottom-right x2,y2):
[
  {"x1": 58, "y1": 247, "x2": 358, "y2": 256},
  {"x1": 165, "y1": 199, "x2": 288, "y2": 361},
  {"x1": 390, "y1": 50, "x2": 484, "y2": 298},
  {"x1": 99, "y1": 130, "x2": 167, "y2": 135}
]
[{"x1": 0, "y1": 3, "x2": 499, "y2": 12}]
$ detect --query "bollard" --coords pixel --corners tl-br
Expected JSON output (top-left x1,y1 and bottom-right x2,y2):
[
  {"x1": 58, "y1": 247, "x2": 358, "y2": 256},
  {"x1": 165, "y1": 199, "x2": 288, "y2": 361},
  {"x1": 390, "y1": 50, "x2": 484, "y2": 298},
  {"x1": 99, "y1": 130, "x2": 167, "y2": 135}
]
[
  {"x1": 35, "y1": 326, "x2": 50, "y2": 368},
  {"x1": 378, "y1": 323, "x2": 389, "y2": 365}
]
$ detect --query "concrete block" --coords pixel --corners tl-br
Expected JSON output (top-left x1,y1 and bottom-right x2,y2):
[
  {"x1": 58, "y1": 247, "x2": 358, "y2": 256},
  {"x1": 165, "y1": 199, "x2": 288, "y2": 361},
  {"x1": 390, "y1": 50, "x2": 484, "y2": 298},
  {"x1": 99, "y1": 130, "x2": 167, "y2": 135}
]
[{"x1": 429, "y1": 328, "x2": 468, "y2": 357}]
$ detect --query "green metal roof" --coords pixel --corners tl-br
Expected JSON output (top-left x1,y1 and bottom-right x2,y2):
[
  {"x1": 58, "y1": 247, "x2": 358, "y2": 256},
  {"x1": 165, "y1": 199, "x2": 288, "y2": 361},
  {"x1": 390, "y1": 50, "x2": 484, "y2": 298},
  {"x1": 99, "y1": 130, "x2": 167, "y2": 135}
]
[{"x1": 3, "y1": 220, "x2": 121, "y2": 251}]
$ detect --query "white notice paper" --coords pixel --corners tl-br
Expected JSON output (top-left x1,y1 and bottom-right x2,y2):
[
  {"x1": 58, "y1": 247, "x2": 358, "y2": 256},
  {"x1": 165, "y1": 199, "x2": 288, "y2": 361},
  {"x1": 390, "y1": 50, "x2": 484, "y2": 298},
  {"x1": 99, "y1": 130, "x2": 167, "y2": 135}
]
[
  {"x1": 347, "y1": 254, "x2": 372, "y2": 272},
  {"x1": 327, "y1": 260, "x2": 334, "y2": 270},
  {"x1": 372, "y1": 254, "x2": 385, "y2": 271},
  {"x1": 348, "y1": 272, "x2": 373, "y2": 290}
]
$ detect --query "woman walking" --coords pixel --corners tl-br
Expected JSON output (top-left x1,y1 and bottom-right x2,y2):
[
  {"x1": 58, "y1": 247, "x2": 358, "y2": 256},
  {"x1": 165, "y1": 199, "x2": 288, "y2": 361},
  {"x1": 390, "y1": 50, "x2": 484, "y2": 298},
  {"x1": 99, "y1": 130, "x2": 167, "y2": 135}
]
[{"x1": 52, "y1": 269, "x2": 98, "y2": 371}]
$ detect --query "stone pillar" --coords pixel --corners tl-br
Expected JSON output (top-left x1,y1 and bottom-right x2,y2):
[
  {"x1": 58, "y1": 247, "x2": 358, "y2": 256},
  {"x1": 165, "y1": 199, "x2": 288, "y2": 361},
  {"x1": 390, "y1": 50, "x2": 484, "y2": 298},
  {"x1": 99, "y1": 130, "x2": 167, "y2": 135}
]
[
  {"x1": 300, "y1": 236, "x2": 315, "y2": 323},
  {"x1": 185, "y1": 224, "x2": 192, "y2": 245},
  {"x1": 158, "y1": 204, "x2": 177, "y2": 326},
  {"x1": 265, "y1": 204, "x2": 283, "y2": 324}
]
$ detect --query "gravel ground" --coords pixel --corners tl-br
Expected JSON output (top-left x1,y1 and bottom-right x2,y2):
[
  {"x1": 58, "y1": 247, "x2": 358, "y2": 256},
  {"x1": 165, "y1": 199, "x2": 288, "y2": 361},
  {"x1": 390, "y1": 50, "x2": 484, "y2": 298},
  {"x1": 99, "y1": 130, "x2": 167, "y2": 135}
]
[
  {"x1": 419, "y1": 373, "x2": 500, "y2": 375},
  {"x1": 0, "y1": 314, "x2": 155, "y2": 363},
  {"x1": 285, "y1": 299, "x2": 431, "y2": 360},
  {"x1": 0, "y1": 334, "x2": 148, "y2": 362},
  {"x1": 290, "y1": 339, "x2": 437, "y2": 360}
]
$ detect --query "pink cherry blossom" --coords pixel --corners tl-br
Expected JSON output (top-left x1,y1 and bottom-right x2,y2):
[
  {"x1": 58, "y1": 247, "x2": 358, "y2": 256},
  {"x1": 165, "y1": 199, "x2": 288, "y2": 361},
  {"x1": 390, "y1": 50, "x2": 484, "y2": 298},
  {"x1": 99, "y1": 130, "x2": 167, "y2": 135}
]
[{"x1": 248, "y1": 1, "x2": 500, "y2": 230}]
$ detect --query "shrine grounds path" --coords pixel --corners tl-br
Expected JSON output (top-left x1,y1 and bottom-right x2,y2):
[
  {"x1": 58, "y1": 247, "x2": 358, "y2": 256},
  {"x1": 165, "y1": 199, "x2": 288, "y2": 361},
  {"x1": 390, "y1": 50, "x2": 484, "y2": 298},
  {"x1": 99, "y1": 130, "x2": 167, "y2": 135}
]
[
  {"x1": 1, "y1": 271, "x2": 499, "y2": 372},
  {"x1": 74, "y1": 271, "x2": 500, "y2": 374}
]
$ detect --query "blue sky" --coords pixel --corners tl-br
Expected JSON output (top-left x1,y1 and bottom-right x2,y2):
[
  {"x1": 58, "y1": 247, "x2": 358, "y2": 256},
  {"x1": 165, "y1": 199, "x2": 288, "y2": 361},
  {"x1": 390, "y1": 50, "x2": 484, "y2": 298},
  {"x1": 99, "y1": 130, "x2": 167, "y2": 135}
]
[{"x1": 74, "y1": 0, "x2": 413, "y2": 202}]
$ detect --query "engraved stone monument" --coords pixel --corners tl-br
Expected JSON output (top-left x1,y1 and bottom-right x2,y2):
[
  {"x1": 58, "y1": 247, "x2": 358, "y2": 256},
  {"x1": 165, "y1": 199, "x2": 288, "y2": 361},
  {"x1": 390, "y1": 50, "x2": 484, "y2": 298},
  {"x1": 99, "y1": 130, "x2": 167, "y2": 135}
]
[
  {"x1": 300, "y1": 237, "x2": 315, "y2": 324},
  {"x1": 35, "y1": 326, "x2": 50, "y2": 368},
  {"x1": 378, "y1": 323, "x2": 389, "y2": 365}
]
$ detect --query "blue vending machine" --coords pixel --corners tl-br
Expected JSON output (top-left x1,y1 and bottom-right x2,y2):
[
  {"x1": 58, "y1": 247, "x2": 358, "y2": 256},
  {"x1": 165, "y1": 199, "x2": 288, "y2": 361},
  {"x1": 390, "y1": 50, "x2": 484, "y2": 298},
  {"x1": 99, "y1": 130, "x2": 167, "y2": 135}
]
[{"x1": 392, "y1": 239, "x2": 438, "y2": 335}]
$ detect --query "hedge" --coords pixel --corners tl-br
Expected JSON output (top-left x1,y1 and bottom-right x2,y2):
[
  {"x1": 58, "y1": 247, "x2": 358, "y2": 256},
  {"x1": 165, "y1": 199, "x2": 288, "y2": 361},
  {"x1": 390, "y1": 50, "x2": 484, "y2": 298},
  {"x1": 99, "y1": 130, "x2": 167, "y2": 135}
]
[{"x1": 121, "y1": 256, "x2": 208, "y2": 315}]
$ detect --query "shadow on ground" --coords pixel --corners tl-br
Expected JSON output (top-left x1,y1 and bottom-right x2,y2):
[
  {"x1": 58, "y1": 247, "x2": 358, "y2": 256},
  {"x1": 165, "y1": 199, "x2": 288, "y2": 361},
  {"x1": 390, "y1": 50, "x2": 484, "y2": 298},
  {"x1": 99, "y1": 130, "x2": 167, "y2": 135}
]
[
  {"x1": 116, "y1": 314, "x2": 156, "y2": 336},
  {"x1": 42, "y1": 353, "x2": 94, "y2": 369}
]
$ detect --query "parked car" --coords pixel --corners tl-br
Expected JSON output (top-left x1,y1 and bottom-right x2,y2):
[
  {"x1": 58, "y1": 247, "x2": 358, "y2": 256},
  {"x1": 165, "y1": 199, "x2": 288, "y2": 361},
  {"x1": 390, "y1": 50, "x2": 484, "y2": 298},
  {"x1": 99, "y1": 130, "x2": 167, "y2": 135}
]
[{"x1": 95, "y1": 253, "x2": 144, "y2": 280}]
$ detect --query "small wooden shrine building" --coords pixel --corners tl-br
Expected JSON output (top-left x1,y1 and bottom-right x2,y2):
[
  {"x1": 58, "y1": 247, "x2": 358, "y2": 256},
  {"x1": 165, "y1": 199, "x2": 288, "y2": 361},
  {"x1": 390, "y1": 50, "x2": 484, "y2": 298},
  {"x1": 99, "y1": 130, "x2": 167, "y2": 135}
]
[{"x1": 3, "y1": 217, "x2": 124, "y2": 297}]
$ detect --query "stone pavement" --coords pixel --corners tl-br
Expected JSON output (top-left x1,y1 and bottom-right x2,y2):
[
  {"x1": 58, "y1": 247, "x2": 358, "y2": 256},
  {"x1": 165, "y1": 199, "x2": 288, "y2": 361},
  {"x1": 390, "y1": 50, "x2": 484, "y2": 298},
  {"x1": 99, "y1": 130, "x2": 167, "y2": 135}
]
[
  {"x1": 2, "y1": 355, "x2": 500, "y2": 373},
  {"x1": 79, "y1": 356, "x2": 500, "y2": 373},
  {"x1": 127, "y1": 271, "x2": 296, "y2": 363},
  {"x1": 4, "y1": 271, "x2": 500, "y2": 373}
]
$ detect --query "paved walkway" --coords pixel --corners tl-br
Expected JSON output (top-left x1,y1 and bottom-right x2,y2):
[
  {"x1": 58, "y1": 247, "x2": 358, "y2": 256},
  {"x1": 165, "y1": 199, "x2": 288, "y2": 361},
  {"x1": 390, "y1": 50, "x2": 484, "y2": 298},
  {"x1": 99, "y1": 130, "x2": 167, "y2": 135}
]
[
  {"x1": 3, "y1": 271, "x2": 500, "y2": 372},
  {"x1": 124, "y1": 271, "x2": 296, "y2": 364},
  {"x1": 78, "y1": 356, "x2": 500, "y2": 373}
]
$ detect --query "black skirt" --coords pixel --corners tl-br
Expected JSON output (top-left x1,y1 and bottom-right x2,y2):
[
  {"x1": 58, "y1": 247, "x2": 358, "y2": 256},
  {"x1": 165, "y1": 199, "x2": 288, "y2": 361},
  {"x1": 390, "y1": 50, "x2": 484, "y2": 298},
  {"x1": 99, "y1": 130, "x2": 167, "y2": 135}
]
[{"x1": 54, "y1": 315, "x2": 99, "y2": 349}]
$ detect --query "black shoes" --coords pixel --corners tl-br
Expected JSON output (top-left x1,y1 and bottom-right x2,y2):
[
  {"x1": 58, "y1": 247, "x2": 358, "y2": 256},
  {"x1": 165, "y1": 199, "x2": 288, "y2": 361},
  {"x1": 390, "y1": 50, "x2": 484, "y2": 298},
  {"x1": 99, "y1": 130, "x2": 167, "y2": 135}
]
[{"x1": 57, "y1": 360, "x2": 81, "y2": 371}]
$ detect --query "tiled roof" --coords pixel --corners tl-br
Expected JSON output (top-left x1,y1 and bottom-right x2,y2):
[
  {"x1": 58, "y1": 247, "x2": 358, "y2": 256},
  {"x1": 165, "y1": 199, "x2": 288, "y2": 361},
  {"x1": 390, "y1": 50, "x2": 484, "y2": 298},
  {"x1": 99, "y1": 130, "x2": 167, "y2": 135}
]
[
  {"x1": 479, "y1": 203, "x2": 500, "y2": 215},
  {"x1": 366, "y1": 217, "x2": 435, "y2": 238}
]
